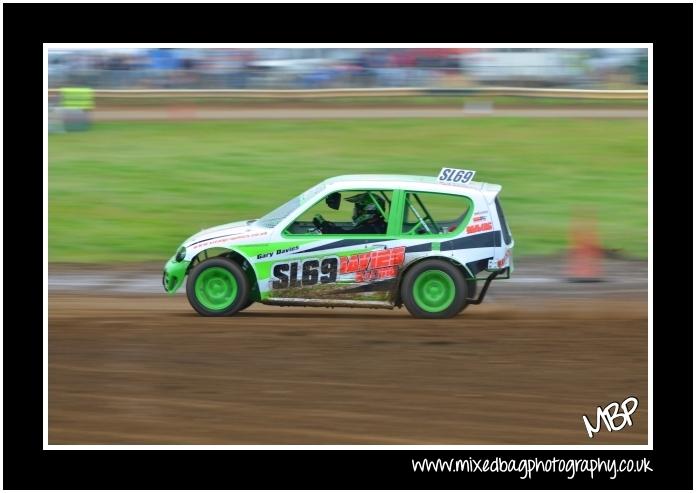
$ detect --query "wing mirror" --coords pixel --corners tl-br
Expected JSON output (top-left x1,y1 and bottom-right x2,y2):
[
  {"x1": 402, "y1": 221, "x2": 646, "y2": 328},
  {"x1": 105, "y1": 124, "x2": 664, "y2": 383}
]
[{"x1": 325, "y1": 192, "x2": 341, "y2": 210}]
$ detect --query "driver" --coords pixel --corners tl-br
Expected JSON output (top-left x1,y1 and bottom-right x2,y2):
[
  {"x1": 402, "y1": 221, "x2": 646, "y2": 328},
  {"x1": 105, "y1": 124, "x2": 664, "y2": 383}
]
[{"x1": 313, "y1": 192, "x2": 387, "y2": 234}]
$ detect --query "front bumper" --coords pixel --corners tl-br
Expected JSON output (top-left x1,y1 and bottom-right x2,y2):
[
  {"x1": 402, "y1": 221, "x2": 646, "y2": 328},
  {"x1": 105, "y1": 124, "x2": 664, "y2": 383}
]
[{"x1": 162, "y1": 257, "x2": 190, "y2": 294}]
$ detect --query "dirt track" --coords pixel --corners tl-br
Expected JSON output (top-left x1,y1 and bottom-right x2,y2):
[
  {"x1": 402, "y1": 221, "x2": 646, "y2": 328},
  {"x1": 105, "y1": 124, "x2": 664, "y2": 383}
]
[{"x1": 49, "y1": 289, "x2": 648, "y2": 445}]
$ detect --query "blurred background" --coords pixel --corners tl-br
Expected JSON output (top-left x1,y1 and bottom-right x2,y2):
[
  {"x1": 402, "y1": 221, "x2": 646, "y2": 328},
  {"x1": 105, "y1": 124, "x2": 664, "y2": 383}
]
[
  {"x1": 48, "y1": 47, "x2": 648, "y2": 263},
  {"x1": 49, "y1": 47, "x2": 648, "y2": 89},
  {"x1": 47, "y1": 47, "x2": 649, "y2": 446}
]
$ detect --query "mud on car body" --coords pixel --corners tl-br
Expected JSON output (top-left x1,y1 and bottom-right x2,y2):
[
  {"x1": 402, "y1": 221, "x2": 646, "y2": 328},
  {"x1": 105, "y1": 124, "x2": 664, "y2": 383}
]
[{"x1": 163, "y1": 169, "x2": 514, "y2": 319}]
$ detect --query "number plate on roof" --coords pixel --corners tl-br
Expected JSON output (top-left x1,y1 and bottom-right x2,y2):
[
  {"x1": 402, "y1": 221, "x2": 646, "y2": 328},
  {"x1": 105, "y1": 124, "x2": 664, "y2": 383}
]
[{"x1": 438, "y1": 167, "x2": 476, "y2": 185}]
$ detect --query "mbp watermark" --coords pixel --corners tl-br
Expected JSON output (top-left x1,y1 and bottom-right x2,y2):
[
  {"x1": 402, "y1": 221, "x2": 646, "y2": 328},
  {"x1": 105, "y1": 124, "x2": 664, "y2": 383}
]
[{"x1": 582, "y1": 396, "x2": 639, "y2": 438}]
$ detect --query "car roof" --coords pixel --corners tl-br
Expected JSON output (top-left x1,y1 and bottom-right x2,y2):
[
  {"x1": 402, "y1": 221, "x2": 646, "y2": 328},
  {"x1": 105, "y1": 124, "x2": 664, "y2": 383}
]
[{"x1": 321, "y1": 174, "x2": 501, "y2": 194}]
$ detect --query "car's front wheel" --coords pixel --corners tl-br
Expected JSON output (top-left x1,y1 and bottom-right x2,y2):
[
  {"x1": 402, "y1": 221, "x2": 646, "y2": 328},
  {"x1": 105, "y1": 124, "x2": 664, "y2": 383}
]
[
  {"x1": 401, "y1": 259, "x2": 469, "y2": 319},
  {"x1": 186, "y1": 258, "x2": 250, "y2": 316}
]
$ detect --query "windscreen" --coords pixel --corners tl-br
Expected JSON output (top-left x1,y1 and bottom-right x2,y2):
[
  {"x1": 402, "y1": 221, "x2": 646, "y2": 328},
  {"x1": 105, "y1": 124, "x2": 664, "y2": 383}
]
[{"x1": 256, "y1": 182, "x2": 326, "y2": 228}]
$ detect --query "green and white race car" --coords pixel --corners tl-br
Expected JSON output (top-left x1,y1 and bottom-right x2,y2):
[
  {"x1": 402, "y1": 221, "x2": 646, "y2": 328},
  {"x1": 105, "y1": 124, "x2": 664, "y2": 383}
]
[{"x1": 163, "y1": 169, "x2": 513, "y2": 319}]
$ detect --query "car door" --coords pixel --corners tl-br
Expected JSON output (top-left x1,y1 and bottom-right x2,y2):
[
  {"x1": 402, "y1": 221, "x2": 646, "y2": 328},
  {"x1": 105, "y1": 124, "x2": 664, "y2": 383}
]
[{"x1": 270, "y1": 188, "x2": 402, "y2": 305}]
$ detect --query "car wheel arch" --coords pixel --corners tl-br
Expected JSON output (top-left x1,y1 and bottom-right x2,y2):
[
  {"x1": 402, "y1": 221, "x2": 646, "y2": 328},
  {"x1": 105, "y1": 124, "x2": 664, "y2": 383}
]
[
  {"x1": 190, "y1": 248, "x2": 260, "y2": 301},
  {"x1": 394, "y1": 255, "x2": 473, "y2": 306}
]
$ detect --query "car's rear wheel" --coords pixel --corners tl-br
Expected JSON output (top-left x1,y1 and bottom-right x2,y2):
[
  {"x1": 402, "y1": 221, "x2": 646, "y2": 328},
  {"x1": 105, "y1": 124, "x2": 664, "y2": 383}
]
[
  {"x1": 186, "y1": 258, "x2": 250, "y2": 316},
  {"x1": 465, "y1": 279, "x2": 477, "y2": 311},
  {"x1": 401, "y1": 259, "x2": 469, "y2": 319},
  {"x1": 239, "y1": 300, "x2": 255, "y2": 312}
]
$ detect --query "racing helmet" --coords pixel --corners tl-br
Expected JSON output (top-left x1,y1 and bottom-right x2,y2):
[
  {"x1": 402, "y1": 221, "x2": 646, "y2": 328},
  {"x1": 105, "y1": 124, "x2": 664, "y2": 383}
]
[{"x1": 346, "y1": 192, "x2": 386, "y2": 226}]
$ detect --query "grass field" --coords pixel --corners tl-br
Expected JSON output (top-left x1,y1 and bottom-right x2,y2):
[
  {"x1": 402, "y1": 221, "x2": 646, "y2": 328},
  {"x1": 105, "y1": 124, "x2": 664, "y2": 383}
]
[
  {"x1": 96, "y1": 95, "x2": 648, "y2": 109},
  {"x1": 48, "y1": 118, "x2": 647, "y2": 262}
]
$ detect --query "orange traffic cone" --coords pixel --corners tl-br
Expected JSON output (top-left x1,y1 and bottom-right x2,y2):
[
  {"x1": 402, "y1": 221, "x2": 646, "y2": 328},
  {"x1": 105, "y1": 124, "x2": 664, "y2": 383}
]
[{"x1": 566, "y1": 210, "x2": 604, "y2": 282}]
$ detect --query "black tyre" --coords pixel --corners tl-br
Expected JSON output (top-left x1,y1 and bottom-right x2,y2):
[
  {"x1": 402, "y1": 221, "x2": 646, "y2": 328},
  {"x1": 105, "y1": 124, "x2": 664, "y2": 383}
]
[
  {"x1": 186, "y1": 258, "x2": 250, "y2": 316},
  {"x1": 400, "y1": 259, "x2": 469, "y2": 319},
  {"x1": 467, "y1": 277, "x2": 477, "y2": 294},
  {"x1": 465, "y1": 279, "x2": 477, "y2": 307},
  {"x1": 239, "y1": 300, "x2": 255, "y2": 312}
]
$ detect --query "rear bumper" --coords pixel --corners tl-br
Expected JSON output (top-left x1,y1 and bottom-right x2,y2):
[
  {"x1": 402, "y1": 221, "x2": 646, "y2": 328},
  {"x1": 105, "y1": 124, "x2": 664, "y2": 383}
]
[
  {"x1": 466, "y1": 266, "x2": 510, "y2": 305},
  {"x1": 489, "y1": 245, "x2": 513, "y2": 272},
  {"x1": 162, "y1": 257, "x2": 190, "y2": 294}
]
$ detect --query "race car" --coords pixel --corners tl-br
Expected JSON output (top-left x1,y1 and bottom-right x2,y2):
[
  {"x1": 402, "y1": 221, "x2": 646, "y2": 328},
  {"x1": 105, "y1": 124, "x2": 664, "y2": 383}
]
[{"x1": 163, "y1": 169, "x2": 513, "y2": 319}]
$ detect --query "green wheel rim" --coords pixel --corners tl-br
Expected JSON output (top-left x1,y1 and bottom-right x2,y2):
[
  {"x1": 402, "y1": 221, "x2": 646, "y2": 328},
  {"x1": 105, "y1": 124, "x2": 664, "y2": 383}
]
[
  {"x1": 412, "y1": 269, "x2": 456, "y2": 313},
  {"x1": 194, "y1": 267, "x2": 238, "y2": 311}
]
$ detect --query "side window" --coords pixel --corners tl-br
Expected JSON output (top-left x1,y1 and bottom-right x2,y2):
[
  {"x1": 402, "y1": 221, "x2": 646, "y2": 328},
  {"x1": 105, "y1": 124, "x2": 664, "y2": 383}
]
[
  {"x1": 285, "y1": 190, "x2": 392, "y2": 235},
  {"x1": 402, "y1": 191, "x2": 472, "y2": 235}
]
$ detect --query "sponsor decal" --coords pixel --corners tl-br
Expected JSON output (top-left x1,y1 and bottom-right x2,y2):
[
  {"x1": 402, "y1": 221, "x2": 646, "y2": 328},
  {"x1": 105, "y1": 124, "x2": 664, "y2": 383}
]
[
  {"x1": 192, "y1": 231, "x2": 267, "y2": 249},
  {"x1": 276, "y1": 245, "x2": 299, "y2": 255},
  {"x1": 466, "y1": 222, "x2": 493, "y2": 234},
  {"x1": 270, "y1": 246, "x2": 406, "y2": 289},
  {"x1": 473, "y1": 215, "x2": 487, "y2": 222},
  {"x1": 497, "y1": 249, "x2": 511, "y2": 268},
  {"x1": 258, "y1": 245, "x2": 300, "y2": 260},
  {"x1": 340, "y1": 246, "x2": 406, "y2": 283},
  {"x1": 272, "y1": 257, "x2": 339, "y2": 289}
]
